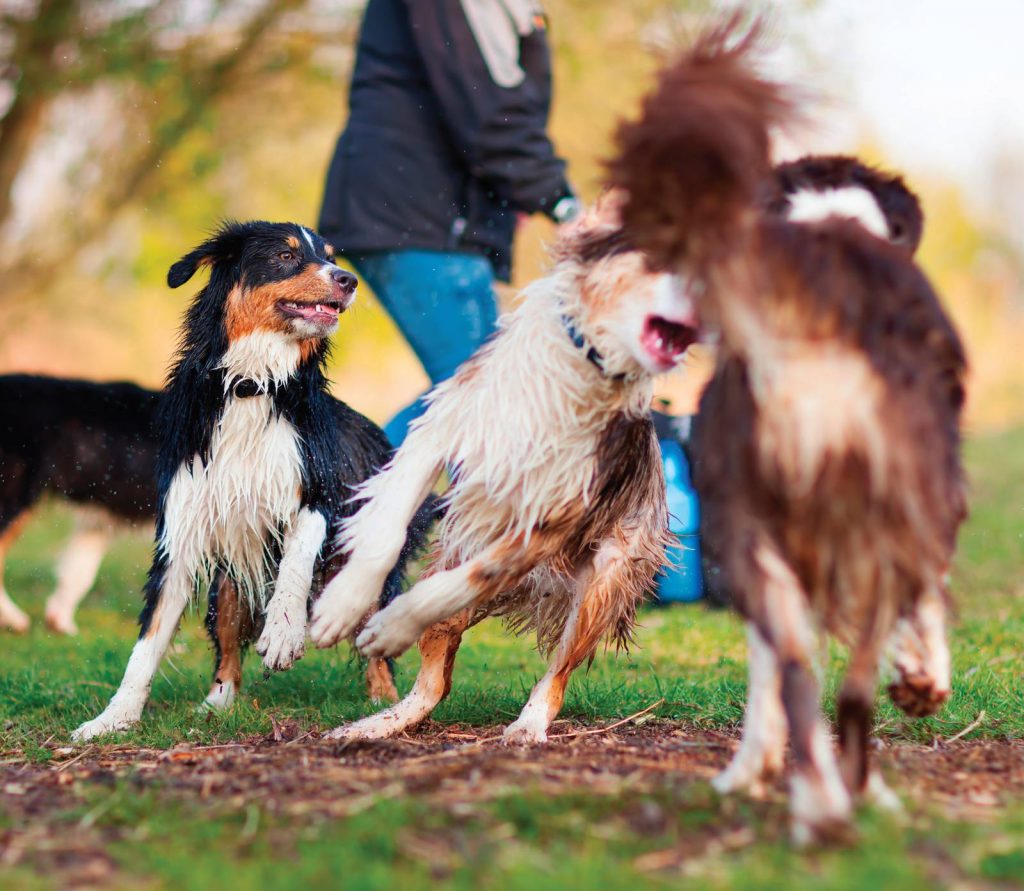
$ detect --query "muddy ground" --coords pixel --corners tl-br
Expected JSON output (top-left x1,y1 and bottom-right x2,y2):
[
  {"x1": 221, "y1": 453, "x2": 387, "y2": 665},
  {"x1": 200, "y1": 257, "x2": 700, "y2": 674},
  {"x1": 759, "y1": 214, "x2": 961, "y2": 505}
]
[{"x1": 2, "y1": 722, "x2": 1022, "y2": 886}]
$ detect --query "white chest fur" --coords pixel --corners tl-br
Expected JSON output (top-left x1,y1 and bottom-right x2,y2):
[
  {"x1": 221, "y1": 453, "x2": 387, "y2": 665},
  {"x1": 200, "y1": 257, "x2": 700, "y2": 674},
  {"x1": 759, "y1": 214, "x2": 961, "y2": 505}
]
[{"x1": 161, "y1": 333, "x2": 306, "y2": 605}]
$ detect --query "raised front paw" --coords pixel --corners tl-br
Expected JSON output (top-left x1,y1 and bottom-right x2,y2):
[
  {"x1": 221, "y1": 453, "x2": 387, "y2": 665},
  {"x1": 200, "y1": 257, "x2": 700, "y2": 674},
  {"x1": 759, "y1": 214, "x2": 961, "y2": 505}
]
[
  {"x1": 355, "y1": 600, "x2": 423, "y2": 659},
  {"x1": 256, "y1": 608, "x2": 306, "y2": 672},
  {"x1": 310, "y1": 575, "x2": 375, "y2": 650}
]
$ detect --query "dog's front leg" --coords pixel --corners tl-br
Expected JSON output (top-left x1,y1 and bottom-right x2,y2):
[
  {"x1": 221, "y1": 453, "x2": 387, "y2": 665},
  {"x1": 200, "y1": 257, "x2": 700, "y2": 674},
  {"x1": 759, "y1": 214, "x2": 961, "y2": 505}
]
[
  {"x1": 256, "y1": 507, "x2": 326, "y2": 671},
  {"x1": 72, "y1": 556, "x2": 191, "y2": 741},
  {"x1": 357, "y1": 531, "x2": 538, "y2": 659},
  {"x1": 310, "y1": 435, "x2": 442, "y2": 649},
  {"x1": 713, "y1": 623, "x2": 787, "y2": 796}
]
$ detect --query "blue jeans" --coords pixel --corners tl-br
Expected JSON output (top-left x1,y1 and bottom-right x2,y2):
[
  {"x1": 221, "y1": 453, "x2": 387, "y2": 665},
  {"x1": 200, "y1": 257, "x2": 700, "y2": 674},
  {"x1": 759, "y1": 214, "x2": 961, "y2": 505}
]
[{"x1": 349, "y1": 250, "x2": 499, "y2": 446}]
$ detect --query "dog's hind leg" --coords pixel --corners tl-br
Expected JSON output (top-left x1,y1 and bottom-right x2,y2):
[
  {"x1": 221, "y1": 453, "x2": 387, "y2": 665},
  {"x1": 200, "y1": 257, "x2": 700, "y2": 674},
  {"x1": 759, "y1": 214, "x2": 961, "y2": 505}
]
[
  {"x1": 753, "y1": 543, "x2": 852, "y2": 846},
  {"x1": 887, "y1": 581, "x2": 951, "y2": 718},
  {"x1": 713, "y1": 622, "x2": 788, "y2": 796},
  {"x1": 365, "y1": 657, "x2": 399, "y2": 703},
  {"x1": 837, "y1": 619, "x2": 887, "y2": 799},
  {"x1": 503, "y1": 532, "x2": 653, "y2": 745},
  {"x1": 311, "y1": 437, "x2": 442, "y2": 649},
  {"x1": 326, "y1": 609, "x2": 471, "y2": 741},
  {"x1": 72, "y1": 556, "x2": 192, "y2": 741},
  {"x1": 44, "y1": 512, "x2": 112, "y2": 635},
  {"x1": 203, "y1": 574, "x2": 255, "y2": 711},
  {"x1": 0, "y1": 511, "x2": 32, "y2": 633}
]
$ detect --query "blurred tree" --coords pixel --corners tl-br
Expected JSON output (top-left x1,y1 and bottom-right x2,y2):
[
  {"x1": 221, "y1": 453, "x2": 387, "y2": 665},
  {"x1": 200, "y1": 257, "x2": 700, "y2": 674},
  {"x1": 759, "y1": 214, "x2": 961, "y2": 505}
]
[{"x1": 0, "y1": 0, "x2": 324, "y2": 306}]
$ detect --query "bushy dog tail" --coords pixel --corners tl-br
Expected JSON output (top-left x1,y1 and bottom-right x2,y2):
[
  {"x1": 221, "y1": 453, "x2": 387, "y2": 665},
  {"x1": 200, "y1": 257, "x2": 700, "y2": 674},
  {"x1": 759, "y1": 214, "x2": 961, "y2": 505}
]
[
  {"x1": 378, "y1": 493, "x2": 445, "y2": 609},
  {"x1": 608, "y1": 17, "x2": 794, "y2": 272}
]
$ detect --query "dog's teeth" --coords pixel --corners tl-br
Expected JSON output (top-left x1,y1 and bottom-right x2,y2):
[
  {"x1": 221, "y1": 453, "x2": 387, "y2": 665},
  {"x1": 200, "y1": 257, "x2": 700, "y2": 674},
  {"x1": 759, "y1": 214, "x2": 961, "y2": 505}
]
[{"x1": 316, "y1": 304, "x2": 324, "y2": 313}]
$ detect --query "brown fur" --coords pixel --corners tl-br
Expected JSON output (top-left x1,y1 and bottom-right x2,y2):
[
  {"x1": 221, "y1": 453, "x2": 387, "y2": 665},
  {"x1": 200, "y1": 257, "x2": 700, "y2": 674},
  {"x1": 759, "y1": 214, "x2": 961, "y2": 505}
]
[
  {"x1": 209, "y1": 564, "x2": 400, "y2": 706},
  {"x1": 0, "y1": 510, "x2": 31, "y2": 554},
  {"x1": 225, "y1": 268, "x2": 343, "y2": 363},
  {"x1": 610, "y1": 21, "x2": 967, "y2": 837},
  {"x1": 768, "y1": 155, "x2": 924, "y2": 254},
  {"x1": 488, "y1": 413, "x2": 668, "y2": 654},
  {"x1": 210, "y1": 577, "x2": 252, "y2": 694},
  {"x1": 365, "y1": 657, "x2": 399, "y2": 703},
  {"x1": 609, "y1": 18, "x2": 794, "y2": 274}
]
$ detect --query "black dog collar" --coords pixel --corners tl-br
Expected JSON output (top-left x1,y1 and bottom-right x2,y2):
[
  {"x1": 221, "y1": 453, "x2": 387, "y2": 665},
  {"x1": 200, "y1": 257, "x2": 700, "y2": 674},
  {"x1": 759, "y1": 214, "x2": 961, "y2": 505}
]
[
  {"x1": 231, "y1": 379, "x2": 265, "y2": 399},
  {"x1": 561, "y1": 314, "x2": 626, "y2": 382}
]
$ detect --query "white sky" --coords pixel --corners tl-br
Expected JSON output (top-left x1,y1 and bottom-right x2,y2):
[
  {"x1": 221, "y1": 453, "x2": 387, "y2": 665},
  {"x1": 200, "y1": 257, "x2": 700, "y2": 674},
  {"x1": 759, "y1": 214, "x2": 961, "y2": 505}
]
[{"x1": 778, "y1": 0, "x2": 1024, "y2": 204}]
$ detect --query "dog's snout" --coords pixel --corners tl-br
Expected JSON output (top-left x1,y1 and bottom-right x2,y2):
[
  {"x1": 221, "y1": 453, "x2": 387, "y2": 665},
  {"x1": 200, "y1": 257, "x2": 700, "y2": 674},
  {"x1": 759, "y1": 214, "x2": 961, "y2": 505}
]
[{"x1": 332, "y1": 268, "x2": 357, "y2": 291}]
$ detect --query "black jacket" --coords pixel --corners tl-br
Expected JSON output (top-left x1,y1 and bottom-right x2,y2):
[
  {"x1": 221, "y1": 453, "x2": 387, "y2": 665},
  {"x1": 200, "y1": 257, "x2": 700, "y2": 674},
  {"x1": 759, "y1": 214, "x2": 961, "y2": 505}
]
[{"x1": 318, "y1": 0, "x2": 572, "y2": 281}]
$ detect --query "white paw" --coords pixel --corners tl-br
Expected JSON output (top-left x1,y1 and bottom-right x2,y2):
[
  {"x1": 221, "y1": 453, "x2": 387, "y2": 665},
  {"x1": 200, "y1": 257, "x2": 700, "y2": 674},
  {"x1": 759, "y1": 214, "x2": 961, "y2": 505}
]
[
  {"x1": 712, "y1": 757, "x2": 762, "y2": 796},
  {"x1": 864, "y1": 770, "x2": 905, "y2": 815},
  {"x1": 72, "y1": 709, "x2": 137, "y2": 742},
  {"x1": 309, "y1": 571, "x2": 378, "y2": 649},
  {"x1": 256, "y1": 606, "x2": 306, "y2": 671},
  {"x1": 355, "y1": 599, "x2": 422, "y2": 659},
  {"x1": 45, "y1": 609, "x2": 78, "y2": 636},
  {"x1": 0, "y1": 605, "x2": 30, "y2": 634},
  {"x1": 789, "y1": 772, "x2": 853, "y2": 847},
  {"x1": 200, "y1": 679, "x2": 237, "y2": 712},
  {"x1": 324, "y1": 713, "x2": 402, "y2": 742},
  {"x1": 502, "y1": 717, "x2": 549, "y2": 745}
]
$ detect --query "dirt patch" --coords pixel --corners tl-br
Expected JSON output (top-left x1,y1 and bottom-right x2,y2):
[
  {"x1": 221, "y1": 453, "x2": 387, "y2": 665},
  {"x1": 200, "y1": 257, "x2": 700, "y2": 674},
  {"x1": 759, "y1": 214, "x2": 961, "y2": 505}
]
[{"x1": 1, "y1": 722, "x2": 1022, "y2": 885}]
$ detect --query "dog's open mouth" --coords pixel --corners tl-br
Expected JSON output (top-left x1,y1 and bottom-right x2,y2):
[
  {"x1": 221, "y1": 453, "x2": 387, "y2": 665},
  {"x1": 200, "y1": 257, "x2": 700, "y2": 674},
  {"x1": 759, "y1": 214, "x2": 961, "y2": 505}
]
[
  {"x1": 277, "y1": 300, "x2": 346, "y2": 326},
  {"x1": 640, "y1": 315, "x2": 698, "y2": 367}
]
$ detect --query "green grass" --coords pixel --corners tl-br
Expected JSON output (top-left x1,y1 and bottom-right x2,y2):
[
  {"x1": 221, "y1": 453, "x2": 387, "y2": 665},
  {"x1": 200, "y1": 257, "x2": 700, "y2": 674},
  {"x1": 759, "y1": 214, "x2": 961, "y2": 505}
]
[{"x1": 1, "y1": 427, "x2": 1022, "y2": 889}]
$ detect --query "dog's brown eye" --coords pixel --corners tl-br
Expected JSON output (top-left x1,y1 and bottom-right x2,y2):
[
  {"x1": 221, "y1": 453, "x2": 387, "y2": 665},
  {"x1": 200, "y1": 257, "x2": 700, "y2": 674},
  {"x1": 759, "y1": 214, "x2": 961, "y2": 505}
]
[{"x1": 278, "y1": 251, "x2": 295, "y2": 262}]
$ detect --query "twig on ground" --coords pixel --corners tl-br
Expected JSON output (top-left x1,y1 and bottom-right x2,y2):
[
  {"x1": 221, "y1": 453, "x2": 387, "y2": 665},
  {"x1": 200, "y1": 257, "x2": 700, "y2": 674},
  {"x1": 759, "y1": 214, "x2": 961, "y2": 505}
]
[
  {"x1": 548, "y1": 699, "x2": 665, "y2": 740},
  {"x1": 54, "y1": 746, "x2": 94, "y2": 772},
  {"x1": 944, "y1": 711, "x2": 986, "y2": 745}
]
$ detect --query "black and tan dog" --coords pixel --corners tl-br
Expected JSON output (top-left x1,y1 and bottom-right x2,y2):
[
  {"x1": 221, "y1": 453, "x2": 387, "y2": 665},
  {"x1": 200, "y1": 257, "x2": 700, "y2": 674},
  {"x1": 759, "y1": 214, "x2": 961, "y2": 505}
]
[
  {"x1": 611, "y1": 26, "x2": 966, "y2": 843},
  {"x1": 74, "y1": 221, "x2": 431, "y2": 740}
]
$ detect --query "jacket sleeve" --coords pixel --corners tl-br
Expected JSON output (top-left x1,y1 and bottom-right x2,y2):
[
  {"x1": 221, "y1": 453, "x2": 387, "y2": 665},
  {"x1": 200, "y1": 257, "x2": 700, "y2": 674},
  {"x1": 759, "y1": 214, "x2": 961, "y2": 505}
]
[{"x1": 403, "y1": 0, "x2": 573, "y2": 218}]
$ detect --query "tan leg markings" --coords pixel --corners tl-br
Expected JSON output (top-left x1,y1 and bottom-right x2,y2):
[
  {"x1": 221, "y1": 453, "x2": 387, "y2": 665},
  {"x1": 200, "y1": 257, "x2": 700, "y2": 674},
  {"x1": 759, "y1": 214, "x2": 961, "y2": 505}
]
[
  {"x1": 0, "y1": 512, "x2": 33, "y2": 633},
  {"x1": 326, "y1": 610, "x2": 471, "y2": 741}
]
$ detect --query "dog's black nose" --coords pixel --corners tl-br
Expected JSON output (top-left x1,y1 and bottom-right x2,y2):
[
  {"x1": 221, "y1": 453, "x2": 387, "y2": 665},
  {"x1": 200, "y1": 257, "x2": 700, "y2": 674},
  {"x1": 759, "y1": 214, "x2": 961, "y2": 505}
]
[{"x1": 332, "y1": 268, "x2": 357, "y2": 291}]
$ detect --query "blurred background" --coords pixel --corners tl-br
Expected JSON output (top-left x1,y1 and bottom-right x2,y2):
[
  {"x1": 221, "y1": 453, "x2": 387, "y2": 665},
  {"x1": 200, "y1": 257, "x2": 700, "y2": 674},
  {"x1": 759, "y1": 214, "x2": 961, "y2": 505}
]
[{"x1": 1, "y1": 0, "x2": 1021, "y2": 432}]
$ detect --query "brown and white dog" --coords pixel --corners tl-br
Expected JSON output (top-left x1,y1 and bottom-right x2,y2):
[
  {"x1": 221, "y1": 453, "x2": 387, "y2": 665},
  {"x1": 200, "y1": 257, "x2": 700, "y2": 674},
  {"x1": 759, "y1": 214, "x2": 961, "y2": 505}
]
[
  {"x1": 610, "y1": 27, "x2": 967, "y2": 843},
  {"x1": 308, "y1": 195, "x2": 699, "y2": 743},
  {"x1": 704, "y1": 154, "x2": 955, "y2": 801}
]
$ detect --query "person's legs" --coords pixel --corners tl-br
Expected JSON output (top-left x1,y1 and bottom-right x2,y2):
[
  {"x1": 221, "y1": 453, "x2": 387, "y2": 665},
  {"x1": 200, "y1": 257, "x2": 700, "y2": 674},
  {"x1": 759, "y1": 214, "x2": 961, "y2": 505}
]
[{"x1": 349, "y1": 250, "x2": 498, "y2": 446}]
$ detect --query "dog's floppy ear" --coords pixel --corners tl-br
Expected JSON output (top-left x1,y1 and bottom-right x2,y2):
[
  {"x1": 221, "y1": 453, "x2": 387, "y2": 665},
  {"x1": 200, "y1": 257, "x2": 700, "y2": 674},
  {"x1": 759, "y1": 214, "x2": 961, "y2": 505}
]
[{"x1": 167, "y1": 221, "x2": 249, "y2": 289}]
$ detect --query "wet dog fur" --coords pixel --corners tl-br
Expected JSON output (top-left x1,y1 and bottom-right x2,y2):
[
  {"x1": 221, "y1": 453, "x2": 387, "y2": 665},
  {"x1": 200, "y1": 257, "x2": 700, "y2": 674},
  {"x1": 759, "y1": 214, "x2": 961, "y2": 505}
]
[
  {"x1": 73, "y1": 221, "x2": 429, "y2": 740},
  {"x1": 610, "y1": 24, "x2": 967, "y2": 843},
  {"x1": 307, "y1": 195, "x2": 700, "y2": 744}
]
